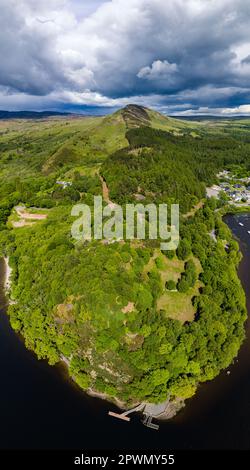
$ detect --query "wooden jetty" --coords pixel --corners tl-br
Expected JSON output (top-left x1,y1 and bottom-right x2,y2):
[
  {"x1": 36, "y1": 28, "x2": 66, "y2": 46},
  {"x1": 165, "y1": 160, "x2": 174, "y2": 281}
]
[
  {"x1": 108, "y1": 400, "x2": 172, "y2": 430},
  {"x1": 142, "y1": 414, "x2": 159, "y2": 431},
  {"x1": 108, "y1": 412, "x2": 131, "y2": 422},
  {"x1": 108, "y1": 403, "x2": 145, "y2": 422}
]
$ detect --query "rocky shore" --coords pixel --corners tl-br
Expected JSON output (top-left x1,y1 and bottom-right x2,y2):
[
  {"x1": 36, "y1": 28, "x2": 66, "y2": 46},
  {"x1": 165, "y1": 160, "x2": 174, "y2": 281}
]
[{"x1": 3, "y1": 257, "x2": 12, "y2": 292}]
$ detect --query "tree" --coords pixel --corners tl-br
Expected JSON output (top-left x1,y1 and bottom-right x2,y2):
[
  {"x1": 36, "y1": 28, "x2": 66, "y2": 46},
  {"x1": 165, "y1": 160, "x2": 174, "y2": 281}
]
[
  {"x1": 136, "y1": 286, "x2": 153, "y2": 310},
  {"x1": 177, "y1": 239, "x2": 191, "y2": 260},
  {"x1": 170, "y1": 377, "x2": 197, "y2": 399},
  {"x1": 177, "y1": 278, "x2": 190, "y2": 293},
  {"x1": 150, "y1": 369, "x2": 170, "y2": 387},
  {"x1": 163, "y1": 250, "x2": 175, "y2": 260},
  {"x1": 166, "y1": 280, "x2": 176, "y2": 291},
  {"x1": 155, "y1": 256, "x2": 165, "y2": 270}
]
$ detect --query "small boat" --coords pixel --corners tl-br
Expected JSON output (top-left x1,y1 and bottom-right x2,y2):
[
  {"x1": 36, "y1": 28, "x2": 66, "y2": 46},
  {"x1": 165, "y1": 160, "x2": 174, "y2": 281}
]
[
  {"x1": 239, "y1": 222, "x2": 244, "y2": 226},
  {"x1": 248, "y1": 231, "x2": 250, "y2": 235}
]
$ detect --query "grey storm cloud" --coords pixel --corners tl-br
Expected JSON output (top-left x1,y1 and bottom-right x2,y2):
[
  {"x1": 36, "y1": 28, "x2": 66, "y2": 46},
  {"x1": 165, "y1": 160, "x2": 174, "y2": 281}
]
[
  {"x1": 0, "y1": 0, "x2": 250, "y2": 113},
  {"x1": 242, "y1": 55, "x2": 250, "y2": 65},
  {"x1": 0, "y1": 0, "x2": 66, "y2": 95}
]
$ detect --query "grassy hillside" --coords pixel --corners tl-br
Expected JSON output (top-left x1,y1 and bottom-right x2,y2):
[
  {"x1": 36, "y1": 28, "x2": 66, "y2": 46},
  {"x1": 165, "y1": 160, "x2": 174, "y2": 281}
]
[{"x1": 119, "y1": 104, "x2": 201, "y2": 136}]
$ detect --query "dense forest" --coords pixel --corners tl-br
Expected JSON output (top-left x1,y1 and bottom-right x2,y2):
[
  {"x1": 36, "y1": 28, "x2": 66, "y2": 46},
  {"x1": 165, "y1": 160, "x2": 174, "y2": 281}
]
[
  {"x1": 102, "y1": 125, "x2": 250, "y2": 212},
  {"x1": 0, "y1": 106, "x2": 249, "y2": 406}
]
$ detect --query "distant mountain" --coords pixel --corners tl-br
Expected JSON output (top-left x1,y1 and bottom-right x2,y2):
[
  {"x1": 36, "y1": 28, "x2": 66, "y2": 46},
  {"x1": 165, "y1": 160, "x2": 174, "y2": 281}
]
[
  {"x1": 113, "y1": 104, "x2": 196, "y2": 132},
  {"x1": 0, "y1": 110, "x2": 72, "y2": 120},
  {"x1": 173, "y1": 115, "x2": 250, "y2": 121}
]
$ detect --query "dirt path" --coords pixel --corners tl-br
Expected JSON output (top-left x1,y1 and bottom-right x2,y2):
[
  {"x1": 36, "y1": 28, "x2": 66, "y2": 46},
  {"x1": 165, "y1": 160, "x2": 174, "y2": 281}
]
[
  {"x1": 15, "y1": 206, "x2": 47, "y2": 220},
  {"x1": 183, "y1": 200, "x2": 204, "y2": 219},
  {"x1": 11, "y1": 206, "x2": 48, "y2": 228},
  {"x1": 99, "y1": 175, "x2": 113, "y2": 205}
]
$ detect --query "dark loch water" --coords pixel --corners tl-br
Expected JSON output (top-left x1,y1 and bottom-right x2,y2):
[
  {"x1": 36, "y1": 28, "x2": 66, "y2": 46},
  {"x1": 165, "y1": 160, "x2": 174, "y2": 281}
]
[{"x1": 0, "y1": 213, "x2": 250, "y2": 450}]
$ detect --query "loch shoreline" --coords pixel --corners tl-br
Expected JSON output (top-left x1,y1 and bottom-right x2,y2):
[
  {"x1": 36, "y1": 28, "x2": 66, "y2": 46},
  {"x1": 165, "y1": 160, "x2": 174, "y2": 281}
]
[
  {"x1": 3, "y1": 257, "x2": 12, "y2": 292},
  {"x1": 0, "y1": 214, "x2": 250, "y2": 448},
  {"x1": 2, "y1": 256, "x2": 181, "y2": 422}
]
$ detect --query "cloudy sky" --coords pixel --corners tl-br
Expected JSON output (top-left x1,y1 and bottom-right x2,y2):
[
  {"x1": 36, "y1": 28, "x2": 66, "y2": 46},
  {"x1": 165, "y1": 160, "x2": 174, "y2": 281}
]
[{"x1": 1, "y1": 0, "x2": 250, "y2": 116}]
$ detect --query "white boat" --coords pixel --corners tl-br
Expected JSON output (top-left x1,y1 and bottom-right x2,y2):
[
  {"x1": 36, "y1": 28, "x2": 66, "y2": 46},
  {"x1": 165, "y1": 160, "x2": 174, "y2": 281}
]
[
  {"x1": 248, "y1": 231, "x2": 250, "y2": 235},
  {"x1": 239, "y1": 222, "x2": 244, "y2": 226}
]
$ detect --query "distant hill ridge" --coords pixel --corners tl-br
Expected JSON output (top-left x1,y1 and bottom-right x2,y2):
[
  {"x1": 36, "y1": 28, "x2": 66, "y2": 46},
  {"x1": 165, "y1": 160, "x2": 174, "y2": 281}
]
[
  {"x1": 0, "y1": 110, "x2": 71, "y2": 120},
  {"x1": 174, "y1": 115, "x2": 250, "y2": 121}
]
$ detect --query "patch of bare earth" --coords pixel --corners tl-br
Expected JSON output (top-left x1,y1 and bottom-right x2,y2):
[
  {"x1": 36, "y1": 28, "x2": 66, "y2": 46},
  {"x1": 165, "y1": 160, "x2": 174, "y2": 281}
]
[
  {"x1": 11, "y1": 206, "x2": 48, "y2": 228},
  {"x1": 54, "y1": 303, "x2": 74, "y2": 323},
  {"x1": 15, "y1": 207, "x2": 47, "y2": 220},
  {"x1": 125, "y1": 332, "x2": 144, "y2": 351},
  {"x1": 12, "y1": 220, "x2": 35, "y2": 228},
  {"x1": 122, "y1": 302, "x2": 135, "y2": 313}
]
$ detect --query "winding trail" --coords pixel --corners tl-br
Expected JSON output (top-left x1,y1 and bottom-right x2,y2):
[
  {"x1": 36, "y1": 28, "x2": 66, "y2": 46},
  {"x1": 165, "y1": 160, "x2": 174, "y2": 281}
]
[
  {"x1": 99, "y1": 174, "x2": 118, "y2": 210},
  {"x1": 99, "y1": 175, "x2": 111, "y2": 204},
  {"x1": 183, "y1": 200, "x2": 204, "y2": 219}
]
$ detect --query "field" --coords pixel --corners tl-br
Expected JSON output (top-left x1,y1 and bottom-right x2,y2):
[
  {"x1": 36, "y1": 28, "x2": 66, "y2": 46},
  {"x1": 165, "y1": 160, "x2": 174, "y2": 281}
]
[
  {"x1": 157, "y1": 256, "x2": 203, "y2": 323},
  {"x1": 0, "y1": 114, "x2": 127, "y2": 182},
  {"x1": 142, "y1": 250, "x2": 202, "y2": 323}
]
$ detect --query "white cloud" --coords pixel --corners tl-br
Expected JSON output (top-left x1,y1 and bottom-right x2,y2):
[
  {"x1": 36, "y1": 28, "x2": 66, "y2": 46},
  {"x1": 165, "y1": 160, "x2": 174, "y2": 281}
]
[
  {"x1": 137, "y1": 60, "x2": 178, "y2": 81},
  {"x1": 173, "y1": 104, "x2": 250, "y2": 117},
  {"x1": 221, "y1": 104, "x2": 250, "y2": 115}
]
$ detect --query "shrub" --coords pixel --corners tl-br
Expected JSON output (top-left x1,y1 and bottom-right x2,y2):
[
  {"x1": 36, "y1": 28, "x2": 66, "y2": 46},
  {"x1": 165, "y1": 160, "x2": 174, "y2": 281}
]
[
  {"x1": 166, "y1": 280, "x2": 176, "y2": 291},
  {"x1": 177, "y1": 239, "x2": 191, "y2": 260},
  {"x1": 177, "y1": 278, "x2": 190, "y2": 293}
]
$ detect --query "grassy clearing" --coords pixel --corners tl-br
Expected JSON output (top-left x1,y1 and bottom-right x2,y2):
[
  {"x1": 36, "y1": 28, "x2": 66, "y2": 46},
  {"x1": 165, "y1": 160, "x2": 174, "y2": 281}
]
[
  {"x1": 157, "y1": 287, "x2": 199, "y2": 324},
  {"x1": 157, "y1": 255, "x2": 202, "y2": 323},
  {"x1": 143, "y1": 250, "x2": 202, "y2": 324},
  {"x1": 143, "y1": 250, "x2": 184, "y2": 283},
  {"x1": 159, "y1": 256, "x2": 185, "y2": 285}
]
